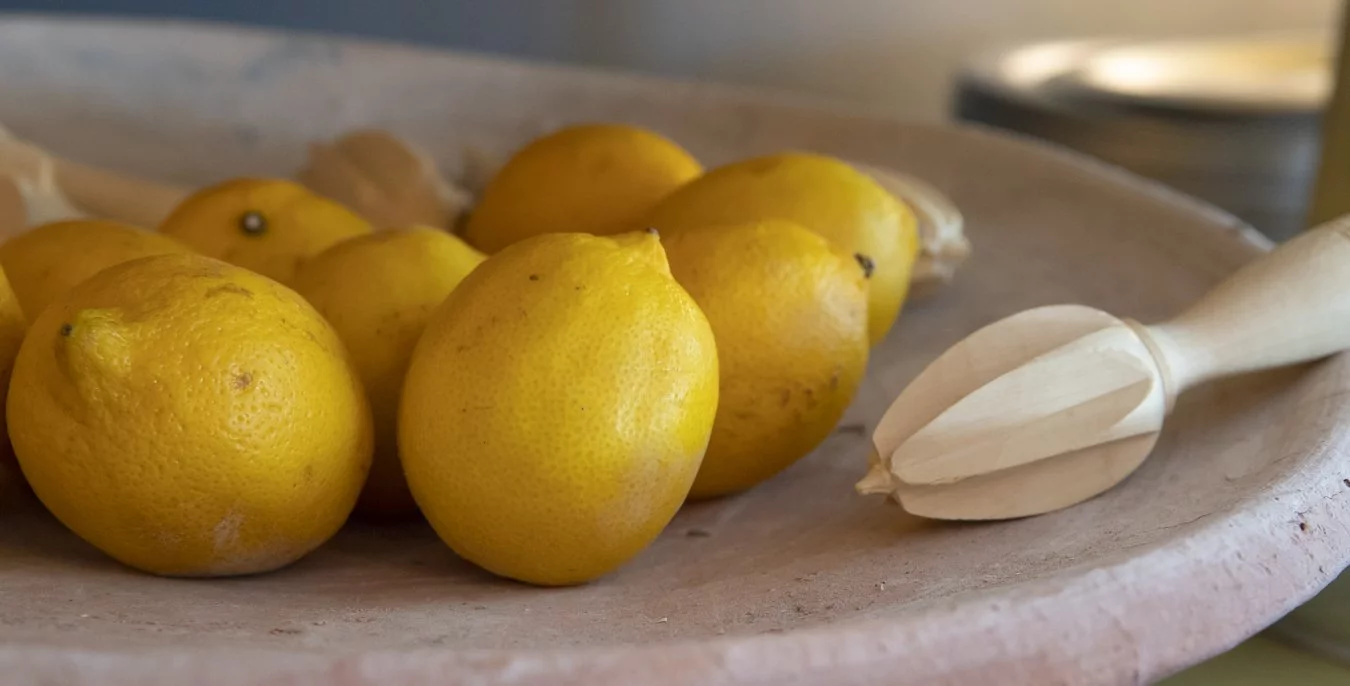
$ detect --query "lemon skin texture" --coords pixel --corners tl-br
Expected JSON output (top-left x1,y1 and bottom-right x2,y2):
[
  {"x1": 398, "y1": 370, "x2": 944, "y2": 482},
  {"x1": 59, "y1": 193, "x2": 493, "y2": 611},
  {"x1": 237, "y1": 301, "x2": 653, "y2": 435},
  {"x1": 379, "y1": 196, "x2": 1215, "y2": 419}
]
[
  {"x1": 664, "y1": 220, "x2": 870, "y2": 498},
  {"x1": 159, "y1": 178, "x2": 374, "y2": 284},
  {"x1": 0, "y1": 218, "x2": 190, "y2": 322},
  {"x1": 292, "y1": 226, "x2": 485, "y2": 519},
  {"x1": 8, "y1": 253, "x2": 373, "y2": 576},
  {"x1": 400, "y1": 230, "x2": 719, "y2": 586},
  {"x1": 462, "y1": 123, "x2": 702, "y2": 253},
  {"x1": 647, "y1": 151, "x2": 919, "y2": 346}
]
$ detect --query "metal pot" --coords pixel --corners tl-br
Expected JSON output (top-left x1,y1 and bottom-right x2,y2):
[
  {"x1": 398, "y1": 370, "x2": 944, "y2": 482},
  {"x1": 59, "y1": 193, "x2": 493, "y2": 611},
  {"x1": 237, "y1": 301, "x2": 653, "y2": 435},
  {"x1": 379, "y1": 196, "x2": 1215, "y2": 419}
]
[{"x1": 953, "y1": 33, "x2": 1328, "y2": 241}]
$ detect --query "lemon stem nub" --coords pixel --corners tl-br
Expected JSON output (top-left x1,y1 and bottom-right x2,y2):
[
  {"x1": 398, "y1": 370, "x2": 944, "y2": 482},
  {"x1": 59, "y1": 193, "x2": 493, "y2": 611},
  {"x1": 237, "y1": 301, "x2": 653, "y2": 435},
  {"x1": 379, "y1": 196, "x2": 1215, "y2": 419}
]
[{"x1": 239, "y1": 210, "x2": 267, "y2": 236}]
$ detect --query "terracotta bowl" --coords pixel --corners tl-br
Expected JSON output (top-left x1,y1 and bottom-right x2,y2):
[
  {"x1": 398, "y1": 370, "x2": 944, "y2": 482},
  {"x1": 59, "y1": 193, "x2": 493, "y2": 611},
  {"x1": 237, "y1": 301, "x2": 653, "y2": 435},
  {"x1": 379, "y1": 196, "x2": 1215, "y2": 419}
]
[{"x1": 1, "y1": 16, "x2": 1348, "y2": 686}]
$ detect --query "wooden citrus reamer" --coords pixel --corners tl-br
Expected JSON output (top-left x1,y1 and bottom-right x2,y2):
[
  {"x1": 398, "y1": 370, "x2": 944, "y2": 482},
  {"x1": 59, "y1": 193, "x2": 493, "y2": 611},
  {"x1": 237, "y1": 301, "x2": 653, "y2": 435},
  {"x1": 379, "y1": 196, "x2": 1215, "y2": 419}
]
[{"x1": 859, "y1": 214, "x2": 1350, "y2": 520}]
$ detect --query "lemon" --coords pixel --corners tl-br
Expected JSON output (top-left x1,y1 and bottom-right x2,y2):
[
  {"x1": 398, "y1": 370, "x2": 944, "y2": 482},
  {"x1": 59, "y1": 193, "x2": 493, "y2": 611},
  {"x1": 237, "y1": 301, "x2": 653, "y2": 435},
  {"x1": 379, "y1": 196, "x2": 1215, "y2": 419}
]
[
  {"x1": 159, "y1": 178, "x2": 374, "y2": 284},
  {"x1": 292, "y1": 226, "x2": 485, "y2": 519},
  {"x1": 400, "y1": 230, "x2": 718, "y2": 585},
  {"x1": 0, "y1": 266, "x2": 27, "y2": 507},
  {"x1": 461, "y1": 124, "x2": 702, "y2": 253},
  {"x1": 647, "y1": 151, "x2": 920, "y2": 345},
  {"x1": 8, "y1": 253, "x2": 372, "y2": 576},
  {"x1": 0, "y1": 219, "x2": 190, "y2": 321},
  {"x1": 664, "y1": 220, "x2": 870, "y2": 498}
]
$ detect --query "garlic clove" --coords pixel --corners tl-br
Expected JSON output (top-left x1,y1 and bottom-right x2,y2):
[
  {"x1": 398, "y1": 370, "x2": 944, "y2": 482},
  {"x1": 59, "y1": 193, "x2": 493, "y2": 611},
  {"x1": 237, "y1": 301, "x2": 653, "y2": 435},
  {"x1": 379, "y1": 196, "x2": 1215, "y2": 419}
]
[
  {"x1": 297, "y1": 128, "x2": 472, "y2": 232},
  {"x1": 853, "y1": 162, "x2": 971, "y2": 298},
  {"x1": 0, "y1": 177, "x2": 26, "y2": 239},
  {"x1": 0, "y1": 125, "x2": 86, "y2": 233}
]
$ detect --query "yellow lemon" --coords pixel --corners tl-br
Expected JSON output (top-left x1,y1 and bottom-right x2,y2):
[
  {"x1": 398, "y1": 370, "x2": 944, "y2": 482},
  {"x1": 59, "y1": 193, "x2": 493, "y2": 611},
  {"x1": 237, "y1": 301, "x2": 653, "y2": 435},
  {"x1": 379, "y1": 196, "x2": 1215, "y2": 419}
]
[
  {"x1": 8, "y1": 253, "x2": 372, "y2": 576},
  {"x1": 0, "y1": 219, "x2": 189, "y2": 321},
  {"x1": 159, "y1": 178, "x2": 374, "y2": 284},
  {"x1": 400, "y1": 230, "x2": 718, "y2": 586},
  {"x1": 461, "y1": 123, "x2": 702, "y2": 253},
  {"x1": 292, "y1": 226, "x2": 485, "y2": 519},
  {"x1": 664, "y1": 220, "x2": 870, "y2": 498},
  {"x1": 647, "y1": 151, "x2": 920, "y2": 345},
  {"x1": 0, "y1": 266, "x2": 27, "y2": 508}
]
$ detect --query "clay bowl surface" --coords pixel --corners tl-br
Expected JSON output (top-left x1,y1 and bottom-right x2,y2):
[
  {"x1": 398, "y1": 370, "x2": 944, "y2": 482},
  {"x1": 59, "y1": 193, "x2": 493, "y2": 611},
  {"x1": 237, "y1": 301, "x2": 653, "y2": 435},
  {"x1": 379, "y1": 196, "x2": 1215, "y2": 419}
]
[{"x1": 1, "y1": 16, "x2": 1349, "y2": 686}]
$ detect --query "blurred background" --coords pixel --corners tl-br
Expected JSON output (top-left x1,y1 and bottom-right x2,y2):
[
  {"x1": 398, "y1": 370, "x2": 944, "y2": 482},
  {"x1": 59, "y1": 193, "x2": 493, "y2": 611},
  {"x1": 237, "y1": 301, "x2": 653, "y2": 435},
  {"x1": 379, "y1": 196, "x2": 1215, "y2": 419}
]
[
  {"x1": 2, "y1": 1, "x2": 1347, "y2": 682},
  {"x1": 0, "y1": 0, "x2": 1334, "y2": 120},
  {"x1": 1, "y1": 0, "x2": 1339, "y2": 241}
]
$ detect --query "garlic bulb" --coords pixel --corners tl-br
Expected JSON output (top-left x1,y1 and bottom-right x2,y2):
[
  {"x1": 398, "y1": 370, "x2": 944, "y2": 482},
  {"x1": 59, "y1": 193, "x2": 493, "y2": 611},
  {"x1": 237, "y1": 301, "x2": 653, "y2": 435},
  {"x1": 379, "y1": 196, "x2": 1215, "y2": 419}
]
[
  {"x1": 854, "y1": 162, "x2": 971, "y2": 299},
  {"x1": 297, "y1": 129, "x2": 472, "y2": 231},
  {"x1": 0, "y1": 123, "x2": 86, "y2": 237}
]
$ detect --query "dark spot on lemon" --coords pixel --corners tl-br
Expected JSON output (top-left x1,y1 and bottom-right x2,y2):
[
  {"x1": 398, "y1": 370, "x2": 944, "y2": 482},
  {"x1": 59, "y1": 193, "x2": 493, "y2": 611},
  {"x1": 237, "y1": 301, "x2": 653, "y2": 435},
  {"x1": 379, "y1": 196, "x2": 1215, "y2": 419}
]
[
  {"x1": 232, "y1": 372, "x2": 253, "y2": 391},
  {"x1": 854, "y1": 253, "x2": 875, "y2": 278}
]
